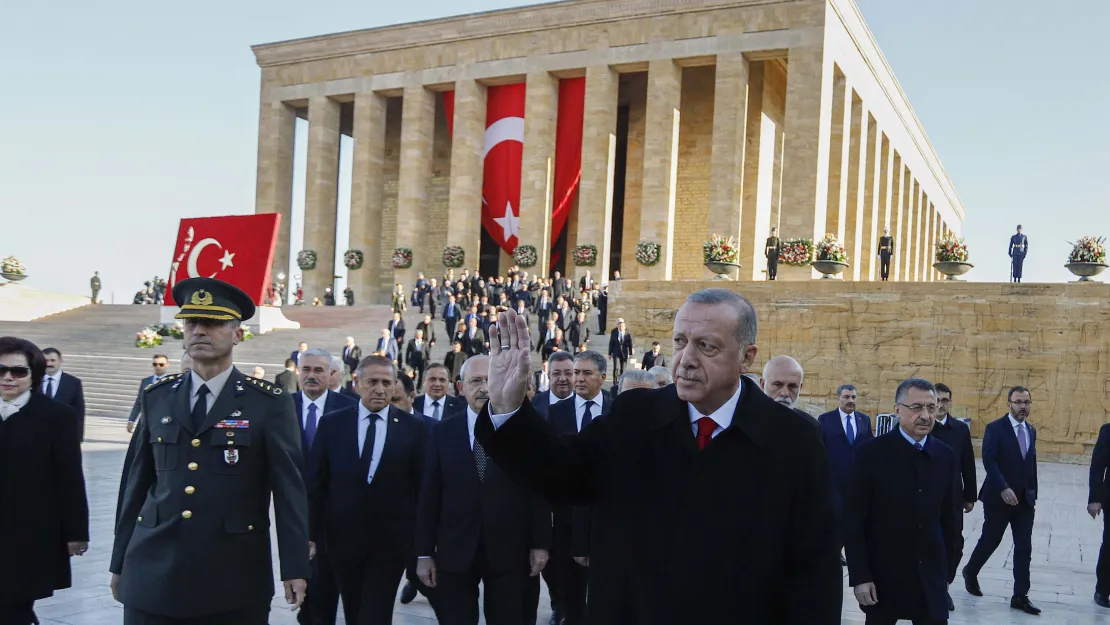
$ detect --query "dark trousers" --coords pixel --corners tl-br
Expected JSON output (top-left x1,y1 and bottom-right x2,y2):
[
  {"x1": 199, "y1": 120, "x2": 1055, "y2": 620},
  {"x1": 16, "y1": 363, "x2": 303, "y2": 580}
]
[
  {"x1": 1097, "y1": 514, "x2": 1110, "y2": 595},
  {"x1": 332, "y1": 553, "x2": 406, "y2": 625},
  {"x1": 523, "y1": 573, "x2": 541, "y2": 625},
  {"x1": 766, "y1": 255, "x2": 779, "y2": 280},
  {"x1": 0, "y1": 601, "x2": 37, "y2": 625},
  {"x1": 436, "y1": 539, "x2": 525, "y2": 625},
  {"x1": 880, "y1": 255, "x2": 891, "y2": 280},
  {"x1": 965, "y1": 501, "x2": 1035, "y2": 596},
  {"x1": 612, "y1": 357, "x2": 626, "y2": 380},
  {"x1": 299, "y1": 547, "x2": 340, "y2": 625},
  {"x1": 123, "y1": 606, "x2": 269, "y2": 625},
  {"x1": 864, "y1": 616, "x2": 946, "y2": 625},
  {"x1": 544, "y1": 521, "x2": 588, "y2": 623},
  {"x1": 1011, "y1": 254, "x2": 1025, "y2": 281}
]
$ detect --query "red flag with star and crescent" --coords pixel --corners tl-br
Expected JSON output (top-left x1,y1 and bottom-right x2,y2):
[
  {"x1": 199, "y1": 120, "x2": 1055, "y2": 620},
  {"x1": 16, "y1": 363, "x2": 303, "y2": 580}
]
[
  {"x1": 163, "y1": 214, "x2": 281, "y2": 306},
  {"x1": 480, "y1": 84, "x2": 526, "y2": 254}
]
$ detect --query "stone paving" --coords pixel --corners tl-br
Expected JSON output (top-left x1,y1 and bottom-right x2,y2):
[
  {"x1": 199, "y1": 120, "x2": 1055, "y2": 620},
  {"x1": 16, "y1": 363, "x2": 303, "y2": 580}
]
[{"x1": 33, "y1": 417, "x2": 1108, "y2": 624}]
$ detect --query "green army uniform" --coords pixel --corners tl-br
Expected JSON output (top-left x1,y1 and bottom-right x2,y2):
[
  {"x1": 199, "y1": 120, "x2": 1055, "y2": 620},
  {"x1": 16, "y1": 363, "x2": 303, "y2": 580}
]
[
  {"x1": 90, "y1": 275, "x2": 101, "y2": 304},
  {"x1": 110, "y1": 278, "x2": 310, "y2": 624}
]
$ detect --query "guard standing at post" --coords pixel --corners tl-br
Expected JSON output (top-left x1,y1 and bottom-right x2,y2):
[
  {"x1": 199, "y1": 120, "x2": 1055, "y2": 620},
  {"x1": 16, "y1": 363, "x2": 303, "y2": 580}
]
[
  {"x1": 765, "y1": 227, "x2": 781, "y2": 281},
  {"x1": 1009, "y1": 225, "x2": 1028, "y2": 283},
  {"x1": 111, "y1": 277, "x2": 310, "y2": 625},
  {"x1": 878, "y1": 227, "x2": 894, "y2": 281}
]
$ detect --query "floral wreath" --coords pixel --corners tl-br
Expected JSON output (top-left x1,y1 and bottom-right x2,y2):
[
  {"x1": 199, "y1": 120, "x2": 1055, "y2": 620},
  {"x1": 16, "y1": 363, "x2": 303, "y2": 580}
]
[
  {"x1": 779, "y1": 238, "x2": 814, "y2": 266},
  {"x1": 636, "y1": 240, "x2": 661, "y2": 266},
  {"x1": 343, "y1": 249, "x2": 364, "y2": 270},
  {"x1": 442, "y1": 246, "x2": 466, "y2": 268},
  {"x1": 392, "y1": 248, "x2": 413, "y2": 269},
  {"x1": 296, "y1": 250, "x2": 317, "y2": 270},
  {"x1": 572, "y1": 244, "x2": 598, "y2": 267},
  {"x1": 513, "y1": 245, "x2": 538, "y2": 268}
]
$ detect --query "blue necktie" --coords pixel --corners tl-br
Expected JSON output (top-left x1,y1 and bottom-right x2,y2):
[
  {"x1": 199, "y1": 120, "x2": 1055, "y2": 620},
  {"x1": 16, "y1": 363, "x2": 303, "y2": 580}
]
[
  {"x1": 305, "y1": 403, "x2": 318, "y2": 448},
  {"x1": 845, "y1": 415, "x2": 855, "y2": 445},
  {"x1": 581, "y1": 401, "x2": 594, "y2": 431}
]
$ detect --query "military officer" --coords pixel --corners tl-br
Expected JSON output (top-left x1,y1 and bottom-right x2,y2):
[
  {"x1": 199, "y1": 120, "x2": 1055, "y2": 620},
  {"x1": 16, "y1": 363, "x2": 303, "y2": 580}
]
[
  {"x1": 1009, "y1": 224, "x2": 1029, "y2": 283},
  {"x1": 878, "y1": 226, "x2": 894, "y2": 281},
  {"x1": 110, "y1": 277, "x2": 310, "y2": 625},
  {"x1": 765, "y1": 227, "x2": 782, "y2": 281}
]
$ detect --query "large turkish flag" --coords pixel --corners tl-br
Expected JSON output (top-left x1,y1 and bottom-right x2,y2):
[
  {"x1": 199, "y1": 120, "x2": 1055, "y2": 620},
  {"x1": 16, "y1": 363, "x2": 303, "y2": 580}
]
[{"x1": 163, "y1": 214, "x2": 281, "y2": 306}]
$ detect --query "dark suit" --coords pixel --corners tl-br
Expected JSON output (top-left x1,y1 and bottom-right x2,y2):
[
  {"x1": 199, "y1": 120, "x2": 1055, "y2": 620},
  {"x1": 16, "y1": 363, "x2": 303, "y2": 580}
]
[
  {"x1": 406, "y1": 339, "x2": 430, "y2": 379},
  {"x1": 46, "y1": 372, "x2": 85, "y2": 442},
  {"x1": 0, "y1": 394, "x2": 89, "y2": 623},
  {"x1": 641, "y1": 351, "x2": 665, "y2": 370},
  {"x1": 444, "y1": 352, "x2": 467, "y2": 383},
  {"x1": 275, "y1": 369, "x2": 300, "y2": 394},
  {"x1": 566, "y1": 320, "x2": 589, "y2": 350},
  {"x1": 415, "y1": 409, "x2": 552, "y2": 625},
  {"x1": 111, "y1": 370, "x2": 310, "y2": 622},
  {"x1": 545, "y1": 395, "x2": 612, "y2": 625},
  {"x1": 341, "y1": 345, "x2": 362, "y2": 373},
  {"x1": 965, "y1": 415, "x2": 1039, "y2": 596},
  {"x1": 309, "y1": 405, "x2": 428, "y2": 625},
  {"x1": 608, "y1": 329, "x2": 633, "y2": 378},
  {"x1": 1091, "y1": 424, "x2": 1110, "y2": 595},
  {"x1": 416, "y1": 321, "x2": 438, "y2": 348},
  {"x1": 413, "y1": 394, "x2": 465, "y2": 422},
  {"x1": 291, "y1": 350, "x2": 305, "y2": 366},
  {"x1": 461, "y1": 327, "x2": 488, "y2": 357},
  {"x1": 531, "y1": 391, "x2": 569, "y2": 420},
  {"x1": 443, "y1": 303, "x2": 460, "y2": 335},
  {"x1": 764, "y1": 236, "x2": 781, "y2": 280},
  {"x1": 1008, "y1": 233, "x2": 1028, "y2": 282},
  {"x1": 375, "y1": 336, "x2": 398, "y2": 364},
  {"x1": 844, "y1": 431, "x2": 960, "y2": 624},
  {"x1": 817, "y1": 410, "x2": 874, "y2": 516},
  {"x1": 878, "y1": 235, "x2": 894, "y2": 281},
  {"x1": 929, "y1": 415, "x2": 977, "y2": 582},
  {"x1": 534, "y1": 299, "x2": 553, "y2": 335},
  {"x1": 477, "y1": 379, "x2": 842, "y2": 624},
  {"x1": 128, "y1": 375, "x2": 161, "y2": 424}
]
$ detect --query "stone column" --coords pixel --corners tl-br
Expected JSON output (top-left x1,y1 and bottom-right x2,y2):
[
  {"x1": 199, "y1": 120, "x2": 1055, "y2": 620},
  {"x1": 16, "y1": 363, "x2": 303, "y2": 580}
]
[
  {"x1": 843, "y1": 93, "x2": 864, "y2": 280},
  {"x1": 878, "y1": 135, "x2": 892, "y2": 279},
  {"x1": 905, "y1": 178, "x2": 919, "y2": 281},
  {"x1": 779, "y1": 42, "x2": 834, "y2": 279},
  {"x1": 576, "y1": 65, "x2": 618, "y2": 283},
  {"x1": 446, "y1": 79, "x2": 487, "y2": 274},
  {"x1": 825, "y1": 73, "x2": 851, "y2": 242},
  {"x1": 739, "y1": 62, "x2": 767, "y2": 279},
  {"x1": 859, "y1": 115, "x2": 880, "y2": 281},
  {"x1": 349, "y1": 91, "x2": 388, "y2": 306},
  {"x1": 520, "y1": 71, "x2": 558, "y2": 276},
  {"x1": 255, "y1": 100, "x2": 296, "y2": 300},
  {"x1": 396, "y1": 84, "x2": 436, "y2": 287},
  {"x1": 639, "y1": 59, "x2": 682, "y2": 281},
  {"x1": 889, "y1": 156, "x2": 904, "y2": 281},
  {"x1": 898, "y1": 168, "x2": 912, "y2": 281},
  {"x1": 302, "y1": 96, "x2": 341, "y2": 301},
  {"x1": 921, "y1": 196, "x2": 932, "y2": 281},
  {"x1": 707, "y1": 53, "x2": 750, "y2": 267}
]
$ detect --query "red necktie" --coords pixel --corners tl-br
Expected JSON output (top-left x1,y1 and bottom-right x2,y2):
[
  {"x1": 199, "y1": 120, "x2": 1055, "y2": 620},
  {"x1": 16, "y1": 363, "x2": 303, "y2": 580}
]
[{"x1": 696, "y1": 417, "x2": 717, "y2": 451}]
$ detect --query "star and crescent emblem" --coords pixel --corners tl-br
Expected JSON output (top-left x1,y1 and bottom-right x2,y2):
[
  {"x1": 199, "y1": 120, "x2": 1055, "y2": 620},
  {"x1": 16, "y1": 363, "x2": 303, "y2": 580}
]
[{"x1": 169, "y1": 227, "x2": 236, "y2": 289}]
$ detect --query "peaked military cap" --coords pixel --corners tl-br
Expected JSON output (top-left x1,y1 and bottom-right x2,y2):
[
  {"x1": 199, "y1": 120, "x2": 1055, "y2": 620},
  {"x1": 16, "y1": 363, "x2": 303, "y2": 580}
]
[{"x1": 172, "y1": 277, "x2": 256, "y2": 322}]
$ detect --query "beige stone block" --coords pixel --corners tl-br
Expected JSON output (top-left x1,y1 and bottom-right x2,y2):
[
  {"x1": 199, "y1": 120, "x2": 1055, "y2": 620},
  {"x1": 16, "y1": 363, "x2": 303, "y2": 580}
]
[
  {"x1": 738, "y1": 61, "x2": 766, "y2": 279},
  {"x1": 302, "y1": 96, "x2": 341, "y2": 301},
  {"x1": 706, "y1": 52, "x2": 749, "y2": 257},
  {"x1": 349, "y1": 91, "x2": 388, "y2": 306},
  {"x1": 824, "y1": 70, "x2": 850, "y2": 242},
  {"x1": 519, "y1": 70, "x2": 558, "y2": 275},
  {"x1": 577, "y1": 65, "x2": 618, "y2": 282},
  {"x1": 859, "y1": 115, "x2": 880, "y2": 281},
  {"x1": 672, "y1": 66, "x2": 715, "y2": 280},
  {"x1": 446, "y1": 78, "x2": 487, "y2": 268},
  {"x1": 638, "y1": 59, "x2": 682, "y2": 281},
  {"x1": 842, "y1": 91, "x2": 864, "y2": 280},
  {"x1": 396, "y1": 84, "x2": 436, "y2": 287},
  {"x1": 254, "y1": 101, "x2": 296, "y2": 291}
]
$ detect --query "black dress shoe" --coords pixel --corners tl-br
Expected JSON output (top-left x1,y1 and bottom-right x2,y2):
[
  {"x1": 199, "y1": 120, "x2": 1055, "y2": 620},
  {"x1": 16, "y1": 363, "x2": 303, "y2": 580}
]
[
  {"x1": 962, "y1": 568, "x2": 983, "y2": 597},
  {"x1": 549, "y1": 614, "x2": 565, "y2": 625},
  {"x1": 948, "y1": 590, "x2": 955, "y2": 611},
  {"x1": 399, "y1": 581, "x2": 418, "y2": 605},
  {"x1": 1094, "y1": 592, "x2": 1110, "y2": 608},
  {"x1": 1010, "y1": 595, "x2": 1041, "y2": 615}
]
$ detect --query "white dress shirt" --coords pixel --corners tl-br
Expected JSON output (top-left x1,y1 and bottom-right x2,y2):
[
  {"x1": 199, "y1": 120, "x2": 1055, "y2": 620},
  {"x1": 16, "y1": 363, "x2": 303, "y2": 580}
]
[
  {"x1": 465, "y1": 405, "x2": 480, "y2": 450},
  {"x1": 301, "y1": 390, "x2": 330, "y2": 430},
  {"x1": 0, "y1": 390, "x2": 31, "y2": 420},
  {"x1": 358, "y1": 402, "x2": 389, "y2": 483},
  {"x1": 42, "y1": 372, "x2": 62, "y2": 397},
  {"x1": 686, "y1": 383, "x2": 743, "y2": 439},
  {"x1": 839, "y1": 408, "x2": 857, "y2": 437},
  {"x1": 422, "y1": 395, "x2": 448, "y2": 420},
  {"x1": 188, "y1": 367, "x2": 234, "y2": 413},
  {"x1": 575, "y1": 393, "x2": 604, "y2": 432},
  {"x1": 548, "y1": 390, "x2": 567, "y2": 406}
]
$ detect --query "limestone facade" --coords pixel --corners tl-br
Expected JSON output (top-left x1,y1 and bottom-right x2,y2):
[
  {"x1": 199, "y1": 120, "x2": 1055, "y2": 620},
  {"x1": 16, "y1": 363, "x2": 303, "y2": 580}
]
[{"x1": 253, "y1": 0, "x2": 965, "y2": 302}]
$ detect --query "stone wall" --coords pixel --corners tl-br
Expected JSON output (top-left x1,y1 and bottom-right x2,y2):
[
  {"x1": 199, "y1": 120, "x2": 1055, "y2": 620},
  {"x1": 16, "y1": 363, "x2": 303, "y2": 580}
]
[
  {"x1": 672, "y1": 66, "x2": 716, "y2": 280},
  {"x1": 608, "y1": 279, "x2": 1110, "y2": 463}
]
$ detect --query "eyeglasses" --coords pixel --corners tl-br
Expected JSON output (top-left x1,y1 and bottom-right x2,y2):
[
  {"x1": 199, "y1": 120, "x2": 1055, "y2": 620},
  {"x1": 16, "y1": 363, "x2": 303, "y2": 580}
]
[
  {"x1": 0, "y1": 365, "x2": 31, "y2": 379},
  {"x1": 1009, "y1": 400, "x2": 1033, "y2": 406},
  {"x1": 897, "y1": 403, "x2": 939, "y2": 415}
]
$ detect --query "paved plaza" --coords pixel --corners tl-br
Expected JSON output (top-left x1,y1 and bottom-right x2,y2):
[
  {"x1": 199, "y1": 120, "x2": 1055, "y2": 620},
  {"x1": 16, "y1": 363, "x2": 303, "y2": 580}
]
[{"x1": 32, "y1": 417, "x2": 1109, "y2": 624}]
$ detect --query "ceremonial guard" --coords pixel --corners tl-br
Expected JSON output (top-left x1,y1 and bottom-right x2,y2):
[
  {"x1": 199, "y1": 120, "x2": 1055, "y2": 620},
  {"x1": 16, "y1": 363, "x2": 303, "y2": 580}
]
[
  {"x1": 111, "y1": 277, "x2": 310, "y2": 625},
  {"x1": 764, "y1": 227, "x2": 781, "y2": 281},
  {"x1": 878, "y1": 227, "x2": 894, "y2": 281},
  {"x1": 1008, "y1": 225, "x2": 1028, "y2": 283}
]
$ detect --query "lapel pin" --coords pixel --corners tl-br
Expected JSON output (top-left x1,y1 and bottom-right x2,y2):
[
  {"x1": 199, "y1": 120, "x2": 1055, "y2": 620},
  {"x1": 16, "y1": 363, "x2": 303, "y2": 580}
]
[
  {"x1": 393, "y1": 417, "x2": 399, "y2": 422},
  {"x1": 231, "y1": 410, "x2": 242, "y2": 417},
  {"x1": 161, "y1": 416, "x2": 172, "y2": 424}
]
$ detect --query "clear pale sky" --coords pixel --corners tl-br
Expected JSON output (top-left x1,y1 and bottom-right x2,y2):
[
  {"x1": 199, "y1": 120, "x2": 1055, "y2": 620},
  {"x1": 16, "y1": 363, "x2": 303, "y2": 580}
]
[{"x1": 2, "y1": 0, "x2": 1107, "y2": 300}]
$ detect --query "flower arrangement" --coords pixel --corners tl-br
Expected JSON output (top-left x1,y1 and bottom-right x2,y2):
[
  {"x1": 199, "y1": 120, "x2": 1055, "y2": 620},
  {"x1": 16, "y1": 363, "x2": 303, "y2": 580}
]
[
  {"x1": 135, "y1": 328, "x2": 163, "y2": 348},
  {"x1": 242, "y1": 325, "x2": 255, "y2": 340},
  {"x1": 343, "y1": 249, "x2": 364, "y2": 270},
  {"x1": 636, "y1": 240, "x2": 661, "y2": 266},
  {"x1": 935, "y1": 234, "x2": 970, "y2": 263},
  {"x1": 151, "y1": 322, "x2": 184, "y2": 339},
  {"x1": 814, "y1": 234, "x2": 847, "y2": 263},
  {"x1": 703, "y1": 234, "x2": 739, "y2": 264},
  {"x1": 1067, "y1": 236, "x2": 1107, "y2": 264},
  {"x1": 513, "y1": 245, "x2": 538, "y2": 268},
  {"x1": 296, "y1": 250, "x2": 317, "y2": 270},
  {"x1": 572, "y1": 244, "x2": 598, "y2": 267},
  {"x1": 442, "y1": 246, "x2": 466, "y2": 268},
  {"x1": 780, "y1": 238, "x2": 814, "y2": 266},
  {"x1": 392, "y1": 248, "x2": 413, "y2": 269},
  {"x1": 1, "y1": 256, "x2": 26, "y2": 276}
]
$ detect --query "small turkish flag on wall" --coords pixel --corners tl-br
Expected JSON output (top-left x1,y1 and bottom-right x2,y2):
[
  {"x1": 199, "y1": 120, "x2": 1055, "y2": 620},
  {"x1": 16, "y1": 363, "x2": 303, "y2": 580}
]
[{"x1": 163, "y1": 214, "x2": 281, "y2": 307}]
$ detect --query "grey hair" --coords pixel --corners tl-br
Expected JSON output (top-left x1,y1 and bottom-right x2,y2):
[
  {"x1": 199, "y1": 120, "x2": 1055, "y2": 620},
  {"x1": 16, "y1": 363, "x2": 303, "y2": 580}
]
[
  {"x1": 574, "y1": 350, "x2": 607, "y2": 375},
  {"x1": 618, "y1": 369, "x2": 656, "y2": 392},
  {"x1": 836, "y1": 384, "x2": 857, "y2": 397},
  {"x1": 301, "y1": 347, "x2": 332, "y2": 363},
  {"x1": 548, "y1": 351, "x2": 574, "y2": 366},
  {"x1": 459, "y1": 354, "x2": 489, "y2": 381},
  {"x1": 648, "y1": 366, "x2": 673, "y2": 384},
  {"x1": 328, "y1": 355, "x2": 344, "y2": 373},
  {"x1": 355, "y1": 354, "x2": 398, "y2": 379},
  {"x1": 684, "y1": 288, "x2": 757, "y2": 346},
  {"x1": 895, "y1": 378, "x2": 935, "y2": 404}
]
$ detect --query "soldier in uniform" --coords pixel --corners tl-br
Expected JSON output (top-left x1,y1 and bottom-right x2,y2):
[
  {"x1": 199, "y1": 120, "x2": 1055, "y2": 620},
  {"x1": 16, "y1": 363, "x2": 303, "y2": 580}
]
[
  {"x1": 765, "y1": 227, "x2": 781, "y2": 281},
  {"x1": 1009, "y1": 224, "x2": 1029, "y2": 283},
  {"x1": 878, "y1": 227, "x2": 894, "y2": 281},
  {"x1": 111, "y1": 277, "x2": 310, "y2": 625},
  {"x1": 90, "y1": 271, "x2": 101, "y2": 304}
]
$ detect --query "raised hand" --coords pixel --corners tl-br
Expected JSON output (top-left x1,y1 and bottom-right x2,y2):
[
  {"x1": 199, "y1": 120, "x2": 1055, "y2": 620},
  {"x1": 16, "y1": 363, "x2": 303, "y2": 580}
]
[{"x1": 488, "y1": 309, "x2": 532, "y2": 415}]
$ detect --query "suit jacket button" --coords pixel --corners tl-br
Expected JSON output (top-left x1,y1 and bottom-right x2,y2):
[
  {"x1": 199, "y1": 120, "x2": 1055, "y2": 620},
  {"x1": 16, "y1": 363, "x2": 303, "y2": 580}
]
[
  {"x1": 137, "y1": 516, "x2": 143, "y2": 522},
  {"x1": 191, "y1": 439, "x2": 201, "y2": 447},
  {"x1": 184, "y1": 486, "x2": 196, "y2": 495},
  {"x1": 188, "y1": 462, "x2": 198, "y2": 471},
  {"x1": 248, "y1": 525, "x2": 254, "y2": 531},
  {"x1": 181, "y1": 510, "x2": 193, "y2": 519},
  {"x1": 227, "y1": 440, "x2": 234, "y2": 446},
  {"x1": 157, "y1": 436, "x2": 164, "y2": 443}
]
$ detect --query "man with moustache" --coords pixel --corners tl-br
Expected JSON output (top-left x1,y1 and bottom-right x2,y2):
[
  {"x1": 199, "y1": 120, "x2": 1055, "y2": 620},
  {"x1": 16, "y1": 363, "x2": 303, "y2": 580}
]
[
  {"x1": 309, "y1": 355, "x2": 429, "y2": 625},
  {"x1": 760, "y1": 355, "x2": 818, "y2": 430},
  {"x1": 928, "y1": 383, "x2": 977, "y2": 612},
  {"x1": 41, "y1": 348, "x2": 86, "y2": 442},
  {"x1": 1090, "y1": 420, "x2": 1110, "y2": 608},
  {"x1": 962, "y1": 386, "x2": 1041, "y2": 615},
  {"x1": 475, "y1": 289, "x2": 842, "y2": 624},
  {"x1": 844, "y1": 378, "x2": 960, "y2": 625}
]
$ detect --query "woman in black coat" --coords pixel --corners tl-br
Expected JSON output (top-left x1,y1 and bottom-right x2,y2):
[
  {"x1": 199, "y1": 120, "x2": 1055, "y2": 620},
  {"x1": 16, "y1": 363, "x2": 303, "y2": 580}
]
[{"x1": 0, "y1": 337, "x2": 89, "y2": 625}]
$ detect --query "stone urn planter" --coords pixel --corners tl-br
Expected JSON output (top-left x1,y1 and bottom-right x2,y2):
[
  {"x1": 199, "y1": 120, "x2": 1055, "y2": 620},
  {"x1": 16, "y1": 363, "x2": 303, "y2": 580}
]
[
  {"x1": 704, "y1": 261, "x2": 742, "y2": 280},
  {"x1": 1, "y1": 273, "x2": 27, "y2": 283},
  {"x1": 811, "y1": 260, "x2": 848, "y2": 279},
  {"x1": 933, "y1": 261, "x2": 974, "y2": 281},
  {"x1": 1065, "y1": 262, "x2": 1108, "y2": 282}
]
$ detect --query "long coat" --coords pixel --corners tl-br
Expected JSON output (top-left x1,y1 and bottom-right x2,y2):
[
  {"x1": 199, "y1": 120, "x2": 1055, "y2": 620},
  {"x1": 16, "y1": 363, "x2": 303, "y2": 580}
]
[
  {"x1": 0, "y1": 393, "x2": 89, "y2": 602},
  {"x1": 844, "y1": 431, "x2": 960, "y2": 623},
  {"x1": 477, "y1": 377, "x2": 842, "y2": 624}
]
